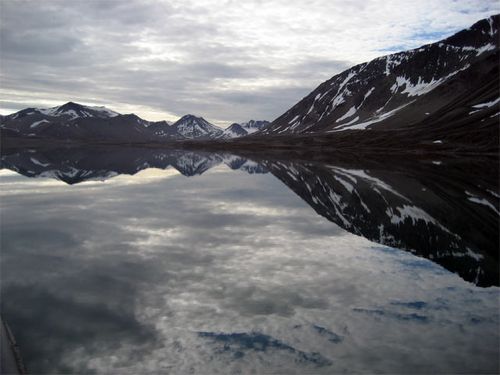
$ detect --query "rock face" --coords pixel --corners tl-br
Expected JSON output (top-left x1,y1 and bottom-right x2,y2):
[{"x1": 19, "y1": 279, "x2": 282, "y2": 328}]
[{"x1": 261, "y1": 15, "x2": 499, "y2": 135}]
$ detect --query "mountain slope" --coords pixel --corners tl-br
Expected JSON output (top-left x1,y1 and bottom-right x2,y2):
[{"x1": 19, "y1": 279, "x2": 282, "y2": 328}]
[{"x1": 261, "y1": 15, "x2": 499, "y2": 135}]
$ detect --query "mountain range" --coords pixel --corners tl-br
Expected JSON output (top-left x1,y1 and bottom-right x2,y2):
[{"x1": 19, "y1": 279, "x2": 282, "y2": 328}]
[
  {"x1": 0, "y1": 14, "x2": 498, "y2": 152},
  {"x1": 0, "y1": 101, "x2": 267, "y2": 142}
]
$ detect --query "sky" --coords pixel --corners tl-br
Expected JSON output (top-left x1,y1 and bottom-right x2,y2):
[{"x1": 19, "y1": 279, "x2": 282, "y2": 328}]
[{"x1": 0, "y1": 0, "x2": 498, "y2": 126}]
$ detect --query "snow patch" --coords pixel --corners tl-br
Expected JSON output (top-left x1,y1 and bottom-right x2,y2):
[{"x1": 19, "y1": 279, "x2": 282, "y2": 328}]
[
  {"x1": 472, "y1": 97, "x2": 500, "y2": 109},
  {"x1": 30, "y1": 157, "x2": 50, "y2": 167},
  {"x1": 465, "y1": 191, "x2": 499, "y2": 215},
  {"x1": 30, "y1": 119, "x2": 49, "y2": 128},
  {"x1": 334, "y1": 101, "x2": 414, "y2": 131},
  {"x1": 336, "y1": 106, "x2": 357, "y2": 123},
  {"x1": 288, "y1": 115, "x2": 300, "y2": 125},
  {"x1": 476, "y1": 43, "x2": 496, "y2": 56}
]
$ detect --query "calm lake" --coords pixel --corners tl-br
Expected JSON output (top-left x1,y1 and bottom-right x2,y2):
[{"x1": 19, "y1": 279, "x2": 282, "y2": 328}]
[{"x1": 1, "y1": 146, "x2": 499, "y2": 374}]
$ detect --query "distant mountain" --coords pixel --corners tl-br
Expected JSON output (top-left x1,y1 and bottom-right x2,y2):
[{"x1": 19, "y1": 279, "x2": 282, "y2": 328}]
[
  {"x1": 170, "y1": 114, "x2": 223, "y2": 139},
  {"x1": 220, "y1": 123, "x2": 248, "y2": 139},
  {"x1": 219, "y1": 120, "x2": 270, "y2": 139},
  {"x1": 261, "y1": 15, "x2": 499, "y2": 136},
  {"x1": 8, "y1": 101, "x2": 120, "y2": 121},
  {"x1": 0, "y1": 104, "x2": 230, "y2": 141},
  {"x1": 0, "y1": 103, "x2": 155, "y2": 142}
]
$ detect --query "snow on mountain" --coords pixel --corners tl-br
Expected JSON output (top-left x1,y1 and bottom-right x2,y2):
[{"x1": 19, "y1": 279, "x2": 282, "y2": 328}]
[
  {"x1": 11, "y1": 101, "x2": 120, "y2": 120},
  {"x1": 240, "y1": 120, "x2": 270, "y2": 134},
  {"x1": 219, "y1": 123, "x2": 248, "y2": 139},
  {"x1": 263, "y1": 15, "x2": 500, "y2": 135},
  {"x1": 171, "y1": 114, "x2": 223, "y2": 139}
]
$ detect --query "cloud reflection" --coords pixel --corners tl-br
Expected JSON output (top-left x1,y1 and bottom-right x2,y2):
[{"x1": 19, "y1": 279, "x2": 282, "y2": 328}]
[{"x1": 0, "y1": 161, "x2": 499, "y2": 373}]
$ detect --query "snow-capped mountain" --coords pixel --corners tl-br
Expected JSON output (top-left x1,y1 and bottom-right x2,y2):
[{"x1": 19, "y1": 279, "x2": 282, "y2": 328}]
[
  {"x1": 219, "y1": 123, "x2": 248, "y2": 139},
  {"x1": 10, "y1": 101, "x2": 119, "y2": 121},
  {"x1": 262, "y1": 15, "x2": 499, "y2": 135},
  {"x1": 219, "y1": 120, "x2": 270, "y2": 139},
  {"x1": 171, "y1": 114, "x2": 223, "y2": 139}
]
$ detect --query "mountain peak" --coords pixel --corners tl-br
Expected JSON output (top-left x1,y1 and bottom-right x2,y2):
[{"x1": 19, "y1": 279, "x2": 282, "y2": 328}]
[
  {"x1": 59, "y1": 101, "x2": 84, "y2": 109},
  {"x1": 443, "y1": 14, "x2": 499, "y2": 49},
  {"x1": 178, "y1": 114, "x2": 202, "y2": 121},
  {"x1": 172, "y1": 114, "x2": 223, "y2": 139}
]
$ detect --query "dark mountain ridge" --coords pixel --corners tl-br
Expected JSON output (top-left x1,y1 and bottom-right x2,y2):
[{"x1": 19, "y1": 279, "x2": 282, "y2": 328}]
[
  {"x1": 260, "y1": 15, "x2": 499, "y2": 135},
  {"x1": 0, "y1": 103, "x2": 264, "y2": 142}
]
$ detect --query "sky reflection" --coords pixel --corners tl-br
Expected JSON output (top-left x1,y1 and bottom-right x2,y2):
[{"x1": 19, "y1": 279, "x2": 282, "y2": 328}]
[{"x1": 0, "y1": 160, "x2": 499, "y2": 374}]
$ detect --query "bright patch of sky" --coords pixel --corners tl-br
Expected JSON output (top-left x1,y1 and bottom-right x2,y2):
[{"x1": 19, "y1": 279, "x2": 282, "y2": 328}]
[{"x1": 0, "y1": 0, "x2": 498, "y2": 126}]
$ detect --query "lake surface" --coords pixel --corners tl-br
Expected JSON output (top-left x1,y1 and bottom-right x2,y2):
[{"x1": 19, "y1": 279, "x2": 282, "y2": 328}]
[{"x1": 1, "y1": 146, "x2": 499, "y2": 374}]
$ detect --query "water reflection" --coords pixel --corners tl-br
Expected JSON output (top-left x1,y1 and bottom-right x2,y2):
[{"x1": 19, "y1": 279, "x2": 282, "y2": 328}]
[
  {"x1": 2, "y1": 146, "x2": 498, "y2": 286},
  {"x1": 0, "y1": 146, "x2": 499, "y2": 373}
]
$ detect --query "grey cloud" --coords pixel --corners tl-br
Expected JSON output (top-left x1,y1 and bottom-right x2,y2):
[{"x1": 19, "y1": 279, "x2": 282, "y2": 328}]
[
  {"x1": 1, "y1": 0, "x2": 498, "y2": 124},
  {"x1": 0, "y1": 0, "x2": 353, "y2": 122}
]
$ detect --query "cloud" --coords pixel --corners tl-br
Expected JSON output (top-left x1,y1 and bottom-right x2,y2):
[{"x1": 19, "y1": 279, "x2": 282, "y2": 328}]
[{"x1": 0, "y1": 0, "x2": 499, "y2": 125}]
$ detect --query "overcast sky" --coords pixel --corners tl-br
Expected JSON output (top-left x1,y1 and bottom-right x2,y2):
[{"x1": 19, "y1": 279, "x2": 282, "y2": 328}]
[{"x1": 0, "y1": 0, "x2": 498, "y2": 126}]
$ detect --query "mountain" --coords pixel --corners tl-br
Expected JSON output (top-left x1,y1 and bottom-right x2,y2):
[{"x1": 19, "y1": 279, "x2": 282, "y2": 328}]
[
  {"x1": 0, "y1": 102, "x2": 157, "y2": 142},
  {"x1": 1, "y1": 15, "x2": 498, "y2": 151},
  {"x1": 170, "y1": 114, "x2": 223, "y2": 139},
  {"x1": 220, "y1": 123, "x2": 249, "y2": 139},
  {"x1": 7, "y1": 101, "x2": 120, "y2": 121},
  {"x1": 261, "y1": 15, "x2": 499, "y2": 137}
]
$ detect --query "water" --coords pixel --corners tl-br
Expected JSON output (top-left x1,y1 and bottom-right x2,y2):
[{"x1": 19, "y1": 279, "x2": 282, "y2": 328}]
[{"x1": 1, "y1": 146, "x2": 499, "y2": 374}]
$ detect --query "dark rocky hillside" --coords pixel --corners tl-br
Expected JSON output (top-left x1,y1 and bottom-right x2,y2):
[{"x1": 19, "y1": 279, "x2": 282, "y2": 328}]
[{"x1": 260, "y1": 15, "x2": 499, "y2": 136}]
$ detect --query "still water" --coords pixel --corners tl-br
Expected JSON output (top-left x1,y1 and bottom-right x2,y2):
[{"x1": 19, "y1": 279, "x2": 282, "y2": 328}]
[{"x1": 1, "y1": 146, "x2": 499, "y2": 374}]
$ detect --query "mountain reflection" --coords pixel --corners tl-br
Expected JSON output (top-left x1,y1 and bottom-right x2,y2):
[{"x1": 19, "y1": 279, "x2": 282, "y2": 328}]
[{"x1": 1, "y1": 146, "x2": 498, "y2": 286}]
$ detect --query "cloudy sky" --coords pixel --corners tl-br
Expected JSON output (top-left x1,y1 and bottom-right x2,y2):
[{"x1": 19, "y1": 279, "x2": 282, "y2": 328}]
[{"x1": 0, "y1": 0, "x2": 498, "y2": 126}]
